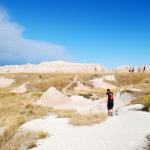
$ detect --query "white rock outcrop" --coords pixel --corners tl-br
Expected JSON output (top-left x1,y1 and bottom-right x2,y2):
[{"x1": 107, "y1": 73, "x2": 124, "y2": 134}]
[
  {"x1": 0, "y1": 61, "x2": 108, "y2": 73},
  {"x1": 39, "y1": 87, "x2": 70, "y2": 107},
  {"x1": 90, "y1": 78, "x2": 117, "y2": 89},
  {"x1": 114, "y1": 65, "x2": 130, "y2": 73},
  {"x1": 114, "y1": 91, "x2": 134, "y2": 109},
  {"x1": 146, "y1": 66, "x2": 150, "y2": 72},
  {"x1": 102, "y1": 75, "x2": 116, "y2": 81},
  {"x1": 0, "y1": 77, "x2": 15, "y2": 88},
  {"x1": 74, "y1": 81, "x2": 89, "y2": 91},
  {"x1": 38, "y1": 87, "x2": 106, "y2": 115},
  {"x1": 11, "y1": 82, "x2": 29, "y2": 94}
]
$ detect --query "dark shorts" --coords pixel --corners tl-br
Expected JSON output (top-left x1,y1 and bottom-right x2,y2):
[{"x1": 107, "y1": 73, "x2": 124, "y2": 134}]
[{"x1": 107, "y1": 101, "x2": 114, "y2": 110}]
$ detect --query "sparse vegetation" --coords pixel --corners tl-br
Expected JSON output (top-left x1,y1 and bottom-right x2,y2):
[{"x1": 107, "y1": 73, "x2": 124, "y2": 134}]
[
  {"x1": 51, "y1": 109, "x2": 77, "y2": 118},
  {"x1": 79, "y1": 93, "x2": 93, "y2": 99},
  {"x1": 70, "y1": 88, "x2": 108, "y2": 98},
  {"x1": 49, "y1": 108, "x2": 107, "y2": 126},
  {"x1": 141, "y1": 95, "x2": 150, "y2": 111},
  {"x1": 38, "y1": 131, "x2": 49, "y2": 139},
  {"x1": 69, "y1": 113, "x2": 107, "y2": 126},
  {"x1": 0, "y1": 88, "x2": 50, "y2": 149},
  {"x1": 27, "y1": 141, "x2": 37, "y2": 149},
  {"x1": 78, "y1": 73, "x2": 102, "y2": 82},
  {"x1": 115, "y1": 73, "x2": 146, "y2": 86},
  {"x1": 0, "y1": 131, "x2": 37, "y2": 150},
  {"x1": 0, "y1": 130, "x2": 48, "y2": 150},
  {"x1": 0, "y1": 73, "x2": 74, "y2": 91}
]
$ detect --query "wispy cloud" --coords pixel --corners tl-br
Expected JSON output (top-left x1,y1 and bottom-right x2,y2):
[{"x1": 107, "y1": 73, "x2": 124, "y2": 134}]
[{"x1": 0, "y1": 7, "x2": 68, "y2": 65}]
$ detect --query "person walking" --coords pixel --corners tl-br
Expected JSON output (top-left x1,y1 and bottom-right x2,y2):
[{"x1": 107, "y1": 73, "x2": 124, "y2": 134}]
[
  {"x1": 143, "y1": 65, "x2": 146, "y2": 72},
  {"x1": 106, "y1": 89, "x2": 114, "y2": 116}
]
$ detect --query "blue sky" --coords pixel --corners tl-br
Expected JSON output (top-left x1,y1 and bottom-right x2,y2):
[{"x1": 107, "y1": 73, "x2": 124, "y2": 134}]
[{"x1": 0, "y1": 0, "x2": 150, "y2": 68}]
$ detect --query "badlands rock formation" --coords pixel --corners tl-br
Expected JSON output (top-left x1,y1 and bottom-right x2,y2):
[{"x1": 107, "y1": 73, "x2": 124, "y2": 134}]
[
  {"x1": 114, "y1": 65, "x2": 131, "y2": 73},
  {"x1": 0, "y1": 61, "x2": 107, "y2": 73},
  {"x1": 0, "y1": 77, "x2": 15, "y2": 88},
  {"x1": 114, "y1": 91, "x2": 134, "y2": 109},
  {"x1": 11, "y1": 82, "x2": 29, "y2": 94},
  {"x1": 114, "y1": 65, "x2": 150, "y2": 73},
  {"x1": 39, "y1": 87, "x2": 70, "y2": 107},
  {"x1": 38, "y1": 87, "x2": 106, "y2": 114}
]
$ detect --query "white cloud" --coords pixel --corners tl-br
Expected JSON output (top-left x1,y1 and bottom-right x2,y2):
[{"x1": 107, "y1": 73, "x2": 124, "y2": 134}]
[{"x1": 0, "y1": 8, "x2": 68, "y2": 65}]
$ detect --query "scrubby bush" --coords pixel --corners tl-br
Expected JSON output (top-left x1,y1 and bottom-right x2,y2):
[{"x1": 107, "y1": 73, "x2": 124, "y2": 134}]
[
  {"x1": 79, "y1": 93, "x2": 93, "y2": 99},
  {"x1": 141, "y1": 95, "x2": 150, "y2": 111},
  {"x1": 38, "y1": 131, "x2": 49, "y2": 139}
]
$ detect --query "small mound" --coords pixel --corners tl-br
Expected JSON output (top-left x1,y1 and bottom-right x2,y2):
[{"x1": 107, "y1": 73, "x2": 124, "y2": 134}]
[
  {"x1": 114, "y1": 91, "x2": 135, "y2": 109},
  {"x1": 90, "y1": 78, "x2": 117, "y2": 89},
  {"x1": 11, "y1": 82, "x2": 28, "y2": 94},
  {"x1": 39, "y1": 87, "x2": 70, "y2": 107},
  {"x1": 0, "y1": 77, "x2": 15, "y2": 88},
  {"x1": 56, "y1": 96, "x2": 107, "y2": 115},
  {"x1": 74, "y1": 81, "x2": 89, "y2": 91},
  {"x1": 38, "y1": 87, "x2": 105, "y2": 115}
]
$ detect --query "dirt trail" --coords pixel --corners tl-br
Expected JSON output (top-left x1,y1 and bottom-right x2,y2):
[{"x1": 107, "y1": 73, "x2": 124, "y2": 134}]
[
  {"x1": 62, "y1": 74, "x2": 78, "y2": 95},
  {"x1": 22, "y1": 105, "x2": 150, "y2": 150}
]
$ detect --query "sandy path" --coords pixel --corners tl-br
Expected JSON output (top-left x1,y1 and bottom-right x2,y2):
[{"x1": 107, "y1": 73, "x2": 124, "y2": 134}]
[
  {"x1": 22, "y1": 105, "x2": 150, "y2": 150},
  {"x1": 62, "y1": 75, "x2": 78, "y2": 95}
]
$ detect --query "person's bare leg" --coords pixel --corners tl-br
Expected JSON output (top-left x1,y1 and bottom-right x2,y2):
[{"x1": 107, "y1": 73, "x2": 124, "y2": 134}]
[
  {"x1": 109, "y1": 109, "x2": 113, "y2": 116},
  {"x1": 108, "y1": 109, "x2": 112, "y2": 116}
]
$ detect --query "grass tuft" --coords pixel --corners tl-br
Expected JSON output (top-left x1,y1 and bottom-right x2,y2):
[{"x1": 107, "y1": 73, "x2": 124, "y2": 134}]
[
  {"x1": 141, "y1": 95, "x2": 150, "y2": 111},
  {"x1": 69, "y1": 113, "x2": 107, "y2": 126}
]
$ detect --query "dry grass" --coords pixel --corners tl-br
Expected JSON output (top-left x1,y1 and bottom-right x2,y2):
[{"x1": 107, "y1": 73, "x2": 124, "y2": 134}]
[
  {"x1": 0, "y1": 130, "x2": 49, "y2": 150},
  {"x1": 50, "y1": 108, "x2": 107, "y2": 126},
  {"x1": 0, "y1": 89, "x2": 50, "y2": 149},
  {"x1": 50, "y1": 109, "x2": 77, "y2": 118},
  {"x1": 1, "y1": 131, "x2": 37, "y2": 150},
  {"x1": 78, "y1": 73, "x2": 103, "y2": 82},
  {"x1": 141, "y1": 95, "x2": 150, "y2": 111},
  {"x1": 69, "y1": 113, "x2": 107, "y2": 126},
  {"x1": 27, "y1": 73, "x2": 74, "y2": 92},
  {"x1": 30, "y1": 91, "x2": 43, "y2": 98},
  {"x1": 78, "y1": 93, "x2": 93, "y2": 99},
  {"x1": 0, "y1": 73, "x2": 74, "y2": 91},
  {"x1": 68, "y1": 86, "x2": 108, "y2": 98},
  {"x1": 29, "y1": 77, "x2": 71, "y2": 92},
  {"x1": 115, "y1": 73, "x2": 150, "y2": 86},
  {"x1": 38, "y1": 131, "x2": 49, "y2": 139},
  {"x1": 74, "y1": 88, "x2": 116, "y2": 98}
]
